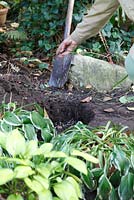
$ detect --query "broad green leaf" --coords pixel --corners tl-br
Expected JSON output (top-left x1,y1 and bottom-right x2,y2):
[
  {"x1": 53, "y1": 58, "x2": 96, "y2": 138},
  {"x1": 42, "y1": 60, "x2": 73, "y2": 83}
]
[
  {"x1": 66, "y1": 177, "x2": 82, "y2": 198},
  {"x1": 119, "y1": 96, "x2": 134, "y2": 104},
  {"x1": 25, "y1": 140, "x2": 38, "y2": 158},
  {"x1": 7, "y1": 194, "x2": 24, "y2": 200},
  {"x1": 14, "y1": 166, "x2": 35, "y2": 178},
  {"x1": 50, "y1": 161, "x2": 62, "y2": 172},
  {"x1": 131, "y1": 152, "x2": 134, "y2": 169},
  {"x1": 0, "y1": 168, "x2": 14, "y2": 185},
  {"x1": 66, "y1": 157, "x2": 87, "y2": 175},
  {"x1": 109, "y1": 170, "x2": 121, "y2": 188},
  {"x1": 0, "y1": 121, "x2": 2, "y2": 131},
  {"x1": 98, "y1": 150, "x2": 104, "y2": 169},
  {"x1": 3, "y1": 111, "x2": 22, "y2": 126},
  {"x1": 0, "y1": 131, "x2": 7, "y2": 148},
  {"x1": 6, "y1": 129, "x2": 26, "y2": 156},
  {"x1": 34, "y1": 103, "x2": 44, "y2": 117},
  {"x1": 98, "y1": 175, "x2": 112, "y2": 200},
  {"x1": 91, "y1": 168, "x2": 103, "y2": 179},
  {"x1": 54, "y1": 180, "x2": 79, "y2": 200},
  {"x1": 38, "y1": 143, "x2": 53, "y2": 154},
  {"x1": 30, "y1": 111, "x2": 47, "y2": 129},
  {"x1": 33, "y1": 175, "x2": 49, "y2": 190},
  {"x1": 38, "y1": 62, "x2": 49, "y2": 70},
  {"x1": 41, "y1": 127, "x2": 53, "y2": 142},
  {"x1": 4, "y1": 157, "x2": 32, "y2": 166},
  {"x1": 44, "y1": 151, "x2": 67, "y2": 158},
  {"x1": 36, "y1": 164, "x2": 51, "y2": 179},
  {"x1": 45, "y1": 118, "x2": 55, "y2": 134},
  {"x1": 1, "y1": 121, "x2": 12, "y2": 132},
  {"x1": 0, "y1": 146, "x2": 2, "y2": 156},
  {"x1": 39, "y1": 190, "x2": 52, "y2": 200},
  {"x1": 111, "y1": 146, "x2": 130, "y2": 175},
  {"x1": 22, "y1": 124, "x2": 37, "y2": 140},
  {"x1": 109, "y1": 187, "x2": 119, "y2": 200},
  {"x1": 24, "y1": 178, "x2": 44, "y2": 194},
  {"x1": 21, "y1": 115, "x2": 31, "y2": 124},
  {"x1": 118, "y1": 172, "x2": 134, "y2": 200},
  {"x1": 18, "y1": 110, "x2": 31, "y2": 124},
  {"x1": 103, "y1": 157, "x2": 110, "y2": 176},
  {"x1": 44, "y1": 43, "x2": 51, "y2": 51},
  {"x1": 28, "y1": 193, "x2": 36, "y2": 200},
  {"x1": 6, "y1": 102, "x2": 16, "y2": 110},
  {"x1": 81, "y1": 169, "x2": 95, "y2": 189},
  {"x1": 71, "y1": 150, "x2": 99, "y2": 164}
]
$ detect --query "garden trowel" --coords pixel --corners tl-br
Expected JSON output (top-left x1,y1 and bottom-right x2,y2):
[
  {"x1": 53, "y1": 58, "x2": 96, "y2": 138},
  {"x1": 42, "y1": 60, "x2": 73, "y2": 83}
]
[{"x1": 49, "y1": 0, "x2": 75, "y2": 88}]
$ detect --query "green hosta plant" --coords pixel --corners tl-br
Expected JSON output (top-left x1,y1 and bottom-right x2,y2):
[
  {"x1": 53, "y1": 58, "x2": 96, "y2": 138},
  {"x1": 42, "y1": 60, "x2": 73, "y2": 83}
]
[
  {"x1": 0, "y1": 128, "x2": 98, "y2": 200},
  {"x1": 52, "y1": 121, "x2": 134, "y2": 199},
  {"x1": 0, "y1": 102, "x2": 55, "y2": 142}
]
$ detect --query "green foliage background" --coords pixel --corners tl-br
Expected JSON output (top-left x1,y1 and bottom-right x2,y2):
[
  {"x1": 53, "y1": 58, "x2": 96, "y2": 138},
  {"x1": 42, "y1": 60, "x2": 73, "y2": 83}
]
[
  {"x1": 6, "y1": 0, "x2": 91, "y2": 55},
  {"x1": 3, "y1": 0, "x2": 134, "y2": 61}
]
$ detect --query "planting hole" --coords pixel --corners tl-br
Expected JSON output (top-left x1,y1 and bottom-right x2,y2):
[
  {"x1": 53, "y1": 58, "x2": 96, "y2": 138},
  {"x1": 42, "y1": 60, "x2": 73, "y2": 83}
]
[{"x1": 44, "y1": 93, "x2": 95, "y2": 131}]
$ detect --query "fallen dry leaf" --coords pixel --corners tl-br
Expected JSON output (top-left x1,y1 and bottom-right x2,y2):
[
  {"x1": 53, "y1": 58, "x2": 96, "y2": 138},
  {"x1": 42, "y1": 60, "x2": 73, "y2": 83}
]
[
  {"x1": 85, "y1": 84, "x2": 92, "y2": 89},
  {"x1": 132, "y1": 85, "x2": 134, "y2": 92},
  {"x1": 95, "y1": 132, "x2": 103, "y2": 138},
  {"x1": 81, "y1": 96, "x2": 92, "y2": 103},
  {"x1": 19, "y1": 57, "x2": 27, "y2": 63},
  {"x1": 20, "y1": 51, "x2": 33, "y2": 56},
  {"x1": 10, "y1": 22, "x2": 19, "y2": 28},
  {"x1": 41, "y1": 57, "x2": 49, "y2": 61},
  {"x1": 125, "y1": 130, "x2": 131, "y2": 136},
  {"x1": 29, "y1": 63, "x2": 36, "y2": 68},
  {"x1": 108, "y1": 143, "x2": 114, "y2": 148},
  {"x1": 104, "y1": 108, "x2": 114, "y2": 113},
  {"x1": 44, "y1": 108, "x2": 50, "y2": 118},
  {"x1": 127, "y1": 107, "x2": 134, "y2": 111},
  {"x1": 103, "y1": 96, "x2": 112, "y2": 102},
  {"x1": 33, "y1": 72, "x2": 42, "y2": 76}
]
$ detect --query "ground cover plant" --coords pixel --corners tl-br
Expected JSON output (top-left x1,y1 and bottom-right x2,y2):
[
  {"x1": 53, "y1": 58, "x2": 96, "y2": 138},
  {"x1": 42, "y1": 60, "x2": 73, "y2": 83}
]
[
  {"x1": 0, "y1": 129, "x2": 89, "y2": 200},
  {"x1": 1, "y1": 0, "x2": 90, "y2": 57},
  {"x1": 52, "y1": 121, "x2": 134, "y2": 199},
  {"x1": 0, "y1": 103, "x2": 134, "y2": 199},
  {"x1": 0, "y1": 102, "x2": 55, "y2": 142},
  {"x1": 0, "y1": 0, "x2": 133, "y2": 63},
  {"x1": 0, "y1": 103, "x2": 99, "y2": 200}
]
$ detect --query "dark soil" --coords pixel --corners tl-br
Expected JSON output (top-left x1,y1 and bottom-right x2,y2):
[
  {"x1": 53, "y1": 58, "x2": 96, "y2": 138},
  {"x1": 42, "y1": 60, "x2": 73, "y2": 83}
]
[
  {"x1": 0, "y1": 53, "x2": 134, "y2": 133},
  {"x1": 0, "y1": 53, "x2": 134, "y2": 200}
]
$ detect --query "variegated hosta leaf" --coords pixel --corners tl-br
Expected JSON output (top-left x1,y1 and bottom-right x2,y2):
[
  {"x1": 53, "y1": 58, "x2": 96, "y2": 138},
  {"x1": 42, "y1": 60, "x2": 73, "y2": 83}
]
[
  {"x1": 6, "y1": 129, "x2": 26, "y2": 156},
  {"x1": 0, "y1": 168, "x2": 14, "y2": 185}
]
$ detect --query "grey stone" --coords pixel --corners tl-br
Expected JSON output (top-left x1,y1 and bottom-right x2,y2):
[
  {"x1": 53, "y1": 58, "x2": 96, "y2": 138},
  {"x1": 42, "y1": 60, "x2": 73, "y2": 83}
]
[{"x1": 69, "y1": 55, "x2": 132, "y2": 92}]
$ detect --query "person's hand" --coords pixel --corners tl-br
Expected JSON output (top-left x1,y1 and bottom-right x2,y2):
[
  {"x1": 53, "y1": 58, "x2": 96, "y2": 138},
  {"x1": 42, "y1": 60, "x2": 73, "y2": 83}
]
[{"x1": 56, "y1": 37, "x2": 78, "y2": 56}]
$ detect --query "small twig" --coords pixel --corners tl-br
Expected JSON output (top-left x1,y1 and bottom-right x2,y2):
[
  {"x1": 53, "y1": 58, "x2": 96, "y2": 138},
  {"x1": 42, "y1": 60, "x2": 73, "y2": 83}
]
[{"x1": 99, "y1": 32, "x2": 114, "y2": 64}]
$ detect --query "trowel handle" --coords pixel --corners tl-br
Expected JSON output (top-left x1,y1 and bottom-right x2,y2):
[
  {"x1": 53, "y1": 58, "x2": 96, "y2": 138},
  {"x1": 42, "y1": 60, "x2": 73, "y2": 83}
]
[{"x1": 64, "y1": 0, "x2": 75, "y2": 39}]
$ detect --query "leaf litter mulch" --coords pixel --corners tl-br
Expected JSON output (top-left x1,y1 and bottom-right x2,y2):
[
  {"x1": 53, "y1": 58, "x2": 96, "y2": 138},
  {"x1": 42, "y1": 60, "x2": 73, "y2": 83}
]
[{"x1": 0, "y1": 53, "x2": 134, "y2": 133}]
